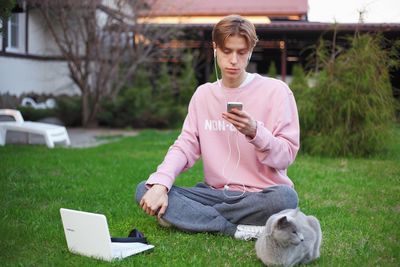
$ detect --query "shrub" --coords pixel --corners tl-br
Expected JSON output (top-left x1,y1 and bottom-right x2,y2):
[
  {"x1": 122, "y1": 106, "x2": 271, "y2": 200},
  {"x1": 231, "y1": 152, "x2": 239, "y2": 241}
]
[
  {"x1": 98, "y1": 51, "x2": 197, "y2": 129},
  {"x1": 267, "y1": 61, "x2": 277, "y2": 78},
  {"x1": 17, "y1": 106, "x2": 57, "y2": 121},
  {"x1": 290, "y1": 65, "x2": 317, "y2": 137},
  {"x1": 176, "y1": 53, "x2": 197, "y2": 106},
  {"x1": 15, "y1": 94, "x2": 81, "y2": 126},
  {"x1": 55, "y1": 95, "x2": 82, "y2": 126},
  {"x1": 97, "y1": 68, "x2": 164, "y2": 128},
  {"x1": 298, "y1": 34, "x2": 397, "y2": 157}
]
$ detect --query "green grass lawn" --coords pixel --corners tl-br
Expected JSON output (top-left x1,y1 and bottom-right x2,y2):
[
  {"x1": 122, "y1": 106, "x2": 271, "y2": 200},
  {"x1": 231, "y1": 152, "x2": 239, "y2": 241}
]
[{"x1": 1, "y1": 127, "x2": 399, "y2": 266}]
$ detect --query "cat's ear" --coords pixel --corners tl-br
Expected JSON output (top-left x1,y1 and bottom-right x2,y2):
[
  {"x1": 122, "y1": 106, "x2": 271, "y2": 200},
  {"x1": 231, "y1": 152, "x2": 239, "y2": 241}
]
[{"x1": 277, "y1": 216, "x2": 291, "y2": 229}]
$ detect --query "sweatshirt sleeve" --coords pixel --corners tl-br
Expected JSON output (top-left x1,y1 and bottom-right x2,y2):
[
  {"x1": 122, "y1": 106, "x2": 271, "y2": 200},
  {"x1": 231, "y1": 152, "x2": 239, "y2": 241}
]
[
  {"x1": 146, "y1": 95, "x2": 201, "y2": 191},
  {"x1": 247, "y1": 89, "x2": 300, "y2": 170}
]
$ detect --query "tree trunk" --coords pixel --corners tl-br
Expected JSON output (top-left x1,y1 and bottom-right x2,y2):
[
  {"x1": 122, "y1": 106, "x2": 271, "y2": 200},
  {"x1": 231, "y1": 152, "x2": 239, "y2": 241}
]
[
  {"x1": 81, "y1": 90, "x2": 100, "y2": 128},
  {"x1": 86, "y1": 105, "x2": 99, "y2": 128},
  {"x1": 85, "y1": 116, "x2": 99, "y2": 128}
]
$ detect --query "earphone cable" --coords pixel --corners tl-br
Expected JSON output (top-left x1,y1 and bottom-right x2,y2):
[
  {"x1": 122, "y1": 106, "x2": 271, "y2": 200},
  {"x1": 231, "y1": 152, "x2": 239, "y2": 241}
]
[{"x1": 214, "y1": 48, "x2": 247, "y2": 198}]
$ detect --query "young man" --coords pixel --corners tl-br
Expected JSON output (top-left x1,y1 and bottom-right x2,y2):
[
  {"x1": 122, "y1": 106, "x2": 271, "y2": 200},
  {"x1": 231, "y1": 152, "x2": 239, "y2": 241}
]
[{"x1": 135, "y1": 15, "x2": 300, "y2": 240}]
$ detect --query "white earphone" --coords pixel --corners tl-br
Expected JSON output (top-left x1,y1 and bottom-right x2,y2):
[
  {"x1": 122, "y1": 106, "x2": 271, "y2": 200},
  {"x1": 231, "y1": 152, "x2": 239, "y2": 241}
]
[{"x1": 213, "y1": 47, "x2": 247, "y2": 198}]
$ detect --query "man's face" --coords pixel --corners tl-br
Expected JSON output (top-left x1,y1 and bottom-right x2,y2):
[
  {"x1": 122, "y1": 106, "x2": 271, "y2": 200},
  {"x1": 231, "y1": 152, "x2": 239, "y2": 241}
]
[{"x1": 215, "y1": 35, "x2": 251, "y2": 84}]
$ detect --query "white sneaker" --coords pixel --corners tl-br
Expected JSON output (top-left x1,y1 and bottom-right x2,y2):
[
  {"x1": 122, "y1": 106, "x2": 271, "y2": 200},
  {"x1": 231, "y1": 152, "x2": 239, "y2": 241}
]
[{"x1": 234, "y1": 224, "x2": 265, "y2": 241}]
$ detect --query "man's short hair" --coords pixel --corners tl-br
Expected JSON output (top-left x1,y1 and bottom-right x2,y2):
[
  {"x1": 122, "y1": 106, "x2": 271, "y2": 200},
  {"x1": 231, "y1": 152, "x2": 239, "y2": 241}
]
[{"x1": 212, "y1": 14, "x2": 259, "y2": 50}]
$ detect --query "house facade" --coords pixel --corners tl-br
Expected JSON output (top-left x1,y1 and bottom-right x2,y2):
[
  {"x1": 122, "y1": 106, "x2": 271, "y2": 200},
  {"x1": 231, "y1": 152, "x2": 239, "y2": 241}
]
[{"x1": 0, "y1": 4, "x2": 79, "y2": 98}]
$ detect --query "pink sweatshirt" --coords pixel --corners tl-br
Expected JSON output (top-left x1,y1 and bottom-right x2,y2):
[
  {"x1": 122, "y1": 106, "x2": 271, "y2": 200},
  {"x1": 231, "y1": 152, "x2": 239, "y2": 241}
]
[{"x1": 146, "y1": 74, "x2": 300, "y2": 192}]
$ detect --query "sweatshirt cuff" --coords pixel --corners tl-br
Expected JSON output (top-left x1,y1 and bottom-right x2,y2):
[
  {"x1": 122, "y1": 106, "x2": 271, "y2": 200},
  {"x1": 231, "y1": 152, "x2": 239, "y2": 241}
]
[
  {"x1": 146, "y1": 172, "x2": 174, "y2": 192},
  {"x1": 247, "y1": 121, "x2": 272, "y2": 151}
]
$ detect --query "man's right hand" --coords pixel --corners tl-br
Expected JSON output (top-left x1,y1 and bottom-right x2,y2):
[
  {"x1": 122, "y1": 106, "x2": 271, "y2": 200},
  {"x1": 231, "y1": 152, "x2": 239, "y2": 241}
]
[{"x1": 139, "y1": 184, "x2": 168, "y2": 219}]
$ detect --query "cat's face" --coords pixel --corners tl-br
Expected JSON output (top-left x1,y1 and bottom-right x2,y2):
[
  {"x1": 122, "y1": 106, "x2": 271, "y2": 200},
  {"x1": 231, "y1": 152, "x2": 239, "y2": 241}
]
[{"x1": 272, "y1": 216, "x2": 304, "y2": 246}]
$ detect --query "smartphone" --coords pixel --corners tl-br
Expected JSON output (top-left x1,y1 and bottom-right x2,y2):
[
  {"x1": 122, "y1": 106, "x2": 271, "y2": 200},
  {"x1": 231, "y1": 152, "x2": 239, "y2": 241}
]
[{"x1": 227, "y1": 102, "x2": 243, "y2": 113}]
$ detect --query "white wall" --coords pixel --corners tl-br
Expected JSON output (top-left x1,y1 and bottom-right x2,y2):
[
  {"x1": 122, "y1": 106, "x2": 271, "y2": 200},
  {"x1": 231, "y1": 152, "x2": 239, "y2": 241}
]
[
  {"x1": 0, "y1": 9, "x2": 80, "y2": 97},
  {"x1": 0, "y1": 57, "x2": 79, "y2": 96},
  {"x1": 0, "y1": 8, "x2": 65, "y2": 56},
  {"x1": 0, "y1": 2, "x2": 119, "y2": 98},
  {"x1": 28, "y1": 9, "x2": 62, "y2": 56}
]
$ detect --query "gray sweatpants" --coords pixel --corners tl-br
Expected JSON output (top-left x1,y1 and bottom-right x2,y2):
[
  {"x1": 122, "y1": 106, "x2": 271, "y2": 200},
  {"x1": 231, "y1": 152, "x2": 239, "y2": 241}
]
[{"x1": 135, "y1": 181, "x2": 298, "y2": 236}]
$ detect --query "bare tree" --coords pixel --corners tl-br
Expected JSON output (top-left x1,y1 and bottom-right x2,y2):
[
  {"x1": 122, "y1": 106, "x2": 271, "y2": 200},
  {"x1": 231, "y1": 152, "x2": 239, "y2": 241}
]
[{"x1": 28, "y1": 0, "x2": 178, "y2": 127}]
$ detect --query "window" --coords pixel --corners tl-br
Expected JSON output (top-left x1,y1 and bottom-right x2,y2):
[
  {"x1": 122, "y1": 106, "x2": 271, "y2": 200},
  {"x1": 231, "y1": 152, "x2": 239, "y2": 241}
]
[
  {"x1": 6, "y1": 12, "x2": 26, "y2": 53},
  {"x1": 2, "y1": 7, "x2": 26, "y2": 53},
  {"x1": 8, "y1": 13, "x2": 20, "y2": 50}
]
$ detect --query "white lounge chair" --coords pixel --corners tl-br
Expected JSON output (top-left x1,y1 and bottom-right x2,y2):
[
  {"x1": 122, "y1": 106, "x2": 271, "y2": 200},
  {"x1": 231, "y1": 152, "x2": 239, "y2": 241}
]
[{"x1": 0, "y1": 109, "x2": 71, "y2": 148}]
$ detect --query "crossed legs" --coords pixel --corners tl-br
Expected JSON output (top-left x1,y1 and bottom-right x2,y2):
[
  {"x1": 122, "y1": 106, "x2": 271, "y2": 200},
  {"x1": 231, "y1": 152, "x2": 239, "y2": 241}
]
[{"x1": 135, "y1": 181, "x2": 298, "y2": 237}]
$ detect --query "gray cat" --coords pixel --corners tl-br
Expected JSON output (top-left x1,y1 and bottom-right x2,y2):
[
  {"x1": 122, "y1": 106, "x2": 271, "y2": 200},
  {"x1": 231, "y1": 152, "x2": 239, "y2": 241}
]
[{"x1": 255, "y1": 208, "x2": 322, "y2": 267}]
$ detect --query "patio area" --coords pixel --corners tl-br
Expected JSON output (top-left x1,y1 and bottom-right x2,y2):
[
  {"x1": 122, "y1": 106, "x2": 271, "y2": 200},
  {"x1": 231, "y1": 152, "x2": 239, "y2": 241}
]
[{"x1": 3, "y1": 128, "x2": 138, "y2": 148}]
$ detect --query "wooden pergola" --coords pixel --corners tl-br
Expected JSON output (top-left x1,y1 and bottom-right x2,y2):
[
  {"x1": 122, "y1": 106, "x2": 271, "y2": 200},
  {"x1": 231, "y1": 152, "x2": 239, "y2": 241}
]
[
  {"x1": 154, "y1": 22, "x2": 400, "y2": 87},
  {"x1": 140, "y1": 0, "x2": 400, "y2": 90}
]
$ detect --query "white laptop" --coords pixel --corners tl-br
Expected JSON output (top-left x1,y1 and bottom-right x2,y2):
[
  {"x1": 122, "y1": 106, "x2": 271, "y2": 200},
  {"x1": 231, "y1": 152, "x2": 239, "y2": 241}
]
[{"x1": 60, "y1": 208, "x2": 154, "y2": 262}]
